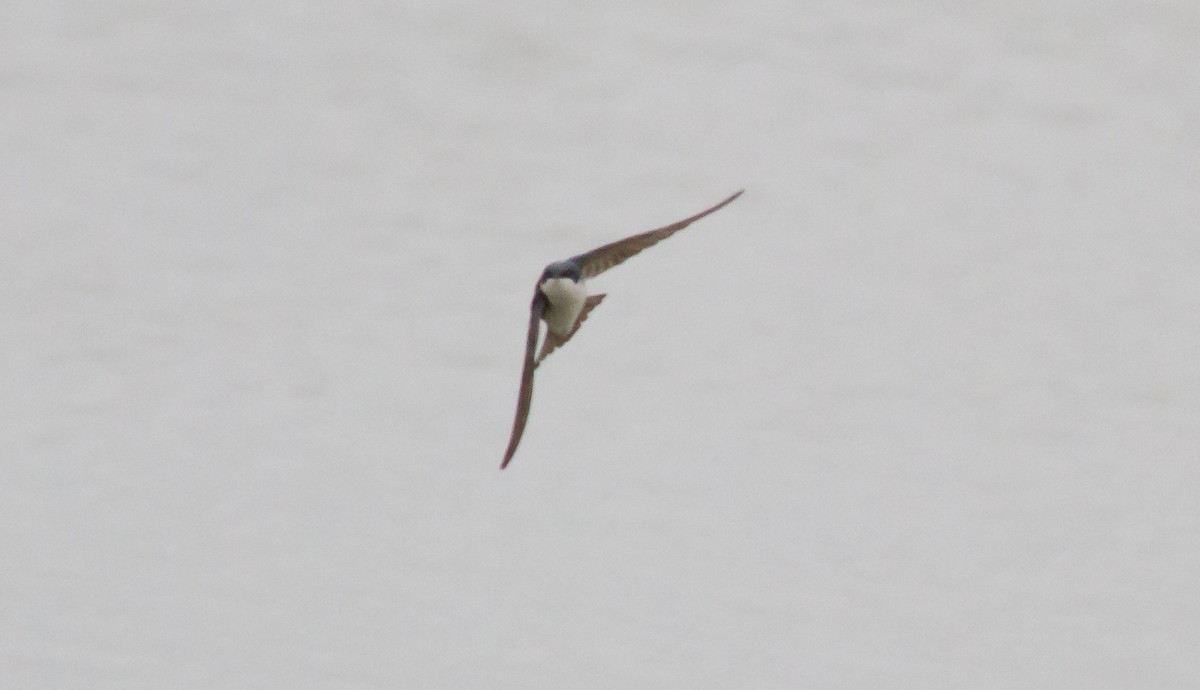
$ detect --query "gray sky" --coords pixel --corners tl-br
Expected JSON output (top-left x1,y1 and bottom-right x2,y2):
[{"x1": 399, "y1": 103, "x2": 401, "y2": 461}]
[{"x1": 2, "y1": 2, "x2": 1198, "y2": 688}]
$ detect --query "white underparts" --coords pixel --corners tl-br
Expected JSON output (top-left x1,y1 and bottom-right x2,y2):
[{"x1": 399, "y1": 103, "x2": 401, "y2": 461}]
[{"x1": 539, "y1": 277, "x2": 588, "y2": 335}]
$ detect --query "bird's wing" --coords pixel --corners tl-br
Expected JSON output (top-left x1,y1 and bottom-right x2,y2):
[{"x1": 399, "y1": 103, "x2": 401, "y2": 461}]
[
  {"x1": 535, "y1": 293, "x2": 606, "y2": 367},
  {"x1": 570, "y1": 190, "x2": 743, "y2": 280},
  {"x1": 501, "y1": 290, "x2": 547, "y2": 469}
]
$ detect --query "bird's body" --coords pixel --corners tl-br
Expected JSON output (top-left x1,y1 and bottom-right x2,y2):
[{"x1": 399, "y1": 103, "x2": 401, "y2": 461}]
[
  {"x1": 538, "y1": 275, "x2": 588, "y2": 336},
  {"x1": 500, "y1": 190, "x2": 744, "y2": 469}
]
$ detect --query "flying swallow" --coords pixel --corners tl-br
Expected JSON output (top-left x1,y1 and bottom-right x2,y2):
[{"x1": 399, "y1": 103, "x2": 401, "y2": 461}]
[{"x1": 500, "y1": 190, "x2": 744, "y2": 469}]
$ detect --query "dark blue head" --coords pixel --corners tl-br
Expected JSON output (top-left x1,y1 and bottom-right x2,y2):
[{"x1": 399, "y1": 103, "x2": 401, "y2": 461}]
[{"x1": 540, "y1": 261, "x2": 582, "y2": 282}]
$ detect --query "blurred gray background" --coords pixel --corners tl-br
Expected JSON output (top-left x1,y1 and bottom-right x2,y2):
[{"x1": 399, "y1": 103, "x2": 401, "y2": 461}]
[{"x1": 2, "y1": 1, "x2": 1198, "y2": 688}]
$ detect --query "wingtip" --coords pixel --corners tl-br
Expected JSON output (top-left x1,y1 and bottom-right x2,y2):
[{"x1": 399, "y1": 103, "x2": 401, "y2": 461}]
[{"x1": 717, "y1": 189, "x2": 745, "y2": 208}]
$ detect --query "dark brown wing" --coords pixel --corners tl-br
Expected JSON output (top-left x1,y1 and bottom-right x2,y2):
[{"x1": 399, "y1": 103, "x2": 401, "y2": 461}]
[
  {"x1": 500, "y1": 291, "x2": 546, "y2": 469},
  {"x1": 535, "y1": 293, "x2": 606, "y2": 367},
  {"x1": 571, "y1": 190, "x2": 743, "y2": 279}
]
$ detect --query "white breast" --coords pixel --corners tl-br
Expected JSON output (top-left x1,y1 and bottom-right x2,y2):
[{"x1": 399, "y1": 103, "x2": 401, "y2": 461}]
[{"x1": 539, "y1": 277, "x2": 588, "y2": 335}]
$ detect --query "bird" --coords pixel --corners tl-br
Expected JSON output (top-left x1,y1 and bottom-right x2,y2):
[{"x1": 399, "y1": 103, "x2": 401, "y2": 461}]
[{"x1": 500, "y1": 190, "x2": 744, "y2": 469}]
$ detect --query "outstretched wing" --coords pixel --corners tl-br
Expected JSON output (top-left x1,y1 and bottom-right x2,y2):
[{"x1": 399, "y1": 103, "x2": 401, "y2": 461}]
[
  {"x1": 500, "y1": 290, "x2": 547, "y2": 469},
  {"x1": 570, "y1": 190, "x2": 743, "y2": 280}
]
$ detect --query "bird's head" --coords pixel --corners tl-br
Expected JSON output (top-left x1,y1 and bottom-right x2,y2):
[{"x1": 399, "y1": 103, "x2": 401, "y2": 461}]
[{"x1": 540, "y1": 261, "x2": 582, "y2": 282}]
